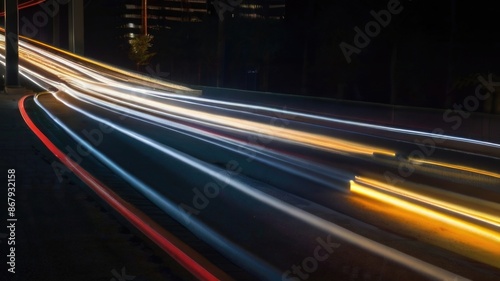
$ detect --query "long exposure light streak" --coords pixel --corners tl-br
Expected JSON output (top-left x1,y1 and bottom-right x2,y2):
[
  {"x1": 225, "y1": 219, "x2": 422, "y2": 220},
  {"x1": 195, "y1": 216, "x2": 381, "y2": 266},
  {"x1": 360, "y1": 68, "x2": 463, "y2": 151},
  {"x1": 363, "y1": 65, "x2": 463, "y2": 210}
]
[
  {"x1": 32, "y1": 93, "x2": 286, "y2": 280},
  {"x1": 51, "y1": 89, "x2": 350, "y2": 192},
  {"x1": 2, "y1": 26, "x2": 498, "y2": 279},
  {"x1": 32, "y1": 92, "x2": 470, "y2": 281},
  {"x1": 409, "y1": 158, "x2": 500, "y2": 179},
  {"x1": 19, "y1": 95, "x2": 223, "y2": 281},
  {"x1": 0, "y1": 0, "x2": 47, "y2": 17},
  {"x1": 353, "y1": 176, "x2": 500, "y2": 229},
  {"x1": 68, "y1": 86, "x2": 395, "y2": 156},
  {"x1": 350, "y1": 177, "x2": 500, "y2": 269},
  {"x1": 2, "y1": 33, "x2": 500, "y2": 159},
  {"x1": 1, "y1": 33, "x2": 396, "y2": 157},
  {"x1": 18, "y1": 34, "x2": 197, "y2": 93}
]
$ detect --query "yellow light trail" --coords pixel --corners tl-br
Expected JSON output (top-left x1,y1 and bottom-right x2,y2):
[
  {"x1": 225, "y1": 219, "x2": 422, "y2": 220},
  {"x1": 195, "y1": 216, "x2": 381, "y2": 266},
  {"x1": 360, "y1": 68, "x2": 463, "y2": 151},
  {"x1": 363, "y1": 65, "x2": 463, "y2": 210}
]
[
  {"x1": 350, "y1": 177, "x2": 500, "y2": 269},
  {"x1": 349, "y1": 178, "x2": 500, "y2": 244},
  {"x1": 409, "y1": 158, "x2": 500, "y2": 179},
  {"x1": 354, "y1": 176, "x2": 500, "y2": 228},
  {"x1": 70, "y1": 85, "x2": 396, "y2": 157},
  {"x1": 1, "y1": 33, "x2": 396, "y2": 158},
  {"x1": 19, "y1": 34, "x2": 198, "y2": 94},
  {"x1": 4, "y1": 30, "x2": 495, "y2": 276}
]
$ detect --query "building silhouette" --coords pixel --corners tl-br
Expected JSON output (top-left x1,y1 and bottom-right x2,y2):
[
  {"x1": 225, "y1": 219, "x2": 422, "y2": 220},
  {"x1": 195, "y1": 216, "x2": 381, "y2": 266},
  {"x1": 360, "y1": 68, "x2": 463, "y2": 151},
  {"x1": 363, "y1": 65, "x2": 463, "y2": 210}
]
[{"x1": 122, "y1": 0, "x2": 286, "y2": 38}]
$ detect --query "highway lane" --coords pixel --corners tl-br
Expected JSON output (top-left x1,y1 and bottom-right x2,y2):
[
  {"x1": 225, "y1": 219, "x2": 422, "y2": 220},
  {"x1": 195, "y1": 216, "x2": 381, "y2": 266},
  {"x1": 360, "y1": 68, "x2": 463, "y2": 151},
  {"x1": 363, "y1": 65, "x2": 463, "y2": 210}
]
[
  {"x1": 2, "y1": 34, "x2": 500, "y2": 280},
  {"x1": 30, "y1": 86, "x2": 500, "y2": 278},
  {"x1": 28, "y1": 92, "x2": 474, "y2": 281}
]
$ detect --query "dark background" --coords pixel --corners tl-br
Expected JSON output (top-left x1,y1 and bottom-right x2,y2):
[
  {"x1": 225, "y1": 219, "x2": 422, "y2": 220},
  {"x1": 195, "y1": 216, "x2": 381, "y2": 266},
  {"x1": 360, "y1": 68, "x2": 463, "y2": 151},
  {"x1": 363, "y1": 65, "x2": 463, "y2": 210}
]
[{"x1": 13, "y1": 0, "x2": 500, "y2": 112}]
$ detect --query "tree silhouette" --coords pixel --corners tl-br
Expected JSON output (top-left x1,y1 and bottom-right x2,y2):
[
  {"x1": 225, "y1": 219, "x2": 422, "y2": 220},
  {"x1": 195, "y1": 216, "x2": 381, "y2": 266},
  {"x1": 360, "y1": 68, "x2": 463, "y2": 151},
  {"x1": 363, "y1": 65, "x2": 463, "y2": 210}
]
[
  {"x1": 128, "y1": 0, "x2": 156, "y2": 71},
  {"x1": 128, "y1": 34, "x2": 156, "y2": 70}
]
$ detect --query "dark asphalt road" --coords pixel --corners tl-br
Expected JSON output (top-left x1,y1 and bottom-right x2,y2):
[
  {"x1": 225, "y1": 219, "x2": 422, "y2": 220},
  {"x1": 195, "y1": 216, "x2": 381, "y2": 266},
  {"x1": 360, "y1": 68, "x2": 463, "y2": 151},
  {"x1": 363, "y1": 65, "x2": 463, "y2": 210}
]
[
  {"x1": 2, "y1": 89, "x2": 499, "y2": 281},
  {"x1": 31, "y1": 91, "x2": 500, "y2": 281}
]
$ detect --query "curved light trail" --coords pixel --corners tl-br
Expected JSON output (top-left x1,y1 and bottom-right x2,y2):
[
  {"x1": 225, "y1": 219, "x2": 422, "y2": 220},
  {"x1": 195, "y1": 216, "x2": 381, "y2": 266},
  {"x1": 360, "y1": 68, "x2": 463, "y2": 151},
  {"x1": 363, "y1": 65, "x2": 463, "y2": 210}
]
[
  {"x1": 19, "y1": 95, "x2": 223, "y2": 281},
  {"x1": 2, "y1": 26, "x2": 499, "y2": 280},
  {"x1": 0, "y1": 0, "x2": 47, "y2": 17}
]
